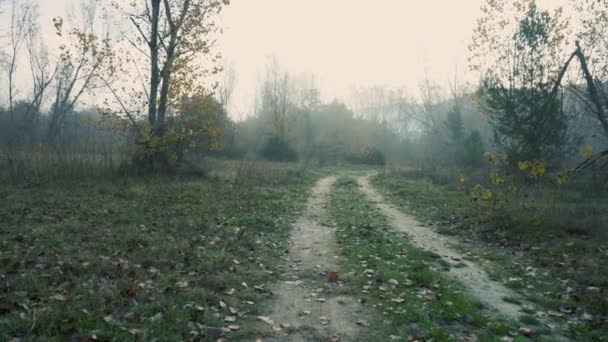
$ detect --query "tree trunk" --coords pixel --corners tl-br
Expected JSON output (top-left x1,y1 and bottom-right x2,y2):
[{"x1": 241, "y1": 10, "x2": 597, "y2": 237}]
[
  {"x1": 148, "y1": 0, "x2": 161, "y2": 129},
  {"x1": 574, "y1": 41, "x2": 608, "y2": 137}
]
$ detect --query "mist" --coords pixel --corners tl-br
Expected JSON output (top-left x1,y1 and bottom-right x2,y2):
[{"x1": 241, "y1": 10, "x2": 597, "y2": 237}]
[{"x1": 0, "y1": 0, "x2": 607, "y2": 340}]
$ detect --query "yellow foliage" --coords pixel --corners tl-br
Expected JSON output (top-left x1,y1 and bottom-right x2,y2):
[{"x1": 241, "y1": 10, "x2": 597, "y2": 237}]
[
  {"x1": 459, "y1": 173, "x2": 466, "y2": 183},
  {"x1": 557, "y1": 174, "x2": 569, "y2": 185},
  {"x1": 491, "y1": 173, "x2": 504, "y2": 185},
  {"x1": 582, "y1": 145, "x2": 593, "y2": 160},
  {"x1": 484, "y1": 152, "x2": 498, "y2": 166},
  {"x1": 530, "y1": 216, "x2": 543, "y2": 226},
  {"x1": 518, "y1": 161, "x2": 530, "y2": 171},
  {"x1": 482, "y1": 189, "x2": 493, "y2": 200},
  {"x1": 529, "y1": 160, "x2": 546, "y2": 178}
]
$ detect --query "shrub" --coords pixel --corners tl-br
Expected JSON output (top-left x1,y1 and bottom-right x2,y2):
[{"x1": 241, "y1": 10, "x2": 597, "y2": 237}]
[
  {"x1": 258, "y1": 135, "x2": 297, "y2": 162},
  {"x1": 362, "y1": 146, "x2": 386, "y2": 165}
]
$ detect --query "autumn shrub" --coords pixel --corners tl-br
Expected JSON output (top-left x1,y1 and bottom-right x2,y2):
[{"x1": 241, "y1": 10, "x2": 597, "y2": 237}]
[
  {"x1": 128, "y1": 96, "x2": 227, "y2": 174},
  {"x1": 460, "y1": 152, "x2": 558, "y2": 227}
]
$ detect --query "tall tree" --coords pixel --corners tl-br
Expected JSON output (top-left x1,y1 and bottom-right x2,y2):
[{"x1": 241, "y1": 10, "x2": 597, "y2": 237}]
[
  {"x1": 258, "y1": 58, "x2": 292, "y2": 140},
  {"x1": 471, "y1": 0, "x2": 571, "y2": 163},
  {"x1": 104, "y1": 0, "x2": 229, "y2": 169}
]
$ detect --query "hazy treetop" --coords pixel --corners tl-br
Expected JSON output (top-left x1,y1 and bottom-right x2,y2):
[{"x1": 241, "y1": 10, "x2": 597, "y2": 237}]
[{"x1": 0, "y1": 0, "x2": 576, "y2": 118}]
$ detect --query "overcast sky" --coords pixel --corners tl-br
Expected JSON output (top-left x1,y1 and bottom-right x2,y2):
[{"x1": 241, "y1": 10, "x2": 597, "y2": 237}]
[
  {"x1": 218, "y1": 0, "x2": 484, "y2": 117},
  {"x1": 5, "y1": 0, "x2": 573, "y2": 118}
]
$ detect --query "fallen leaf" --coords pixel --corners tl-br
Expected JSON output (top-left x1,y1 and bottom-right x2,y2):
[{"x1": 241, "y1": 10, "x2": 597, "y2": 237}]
[
  {"x1": 257, "y1": 316, "x2": 275, "y2": 326},
  {"x1": 319, "y1": 316, "x2": 330, "y2": 325},
  {"x1": 518, "y1": 328, "x2": 535, "y2": 337},
  {"x1": 51, "y1": 294, "x2": 67, "y2": 302},
  {"x1": 328, "y1": 272, "x2": 339, "y2": 282},
  {"x1": 128, "y1": 329, "x2": 143, "y2": 335},
  {"x1": 356, "y1": 319, "x2": 370, "y2": 327},
  {"x1": 150, "y1": 312, "x2": 163, "y2": 321},
  {"x1": 0, "y1": 297, "x2": 15, "y2": 314}
]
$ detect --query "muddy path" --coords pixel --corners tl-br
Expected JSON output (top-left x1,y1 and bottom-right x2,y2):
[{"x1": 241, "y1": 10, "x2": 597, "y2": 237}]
[
  {"x1": 262, "y1": 176, "x2": 367, "y2": 341},
  {"x1": 357, "y1": 174, "x2": 525, "y2": 319}
]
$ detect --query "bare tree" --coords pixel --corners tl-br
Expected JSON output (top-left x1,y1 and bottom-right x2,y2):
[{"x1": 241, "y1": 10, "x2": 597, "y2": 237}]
[
  {"x1": 5, "y1": 0, "x2": 36, "y2": 122},
  {"x1": 47, "y1": 1, "x2": 114, "y2": 141},
  {"x1": 22, "y1": 8, "x2": 57, "y2": 132},
  {"x1": 259, "y1": 57, "x2": 292, "y2": 140},
  {"x1": 217, "y1": 62, "x2": 237, "y2": 108}
]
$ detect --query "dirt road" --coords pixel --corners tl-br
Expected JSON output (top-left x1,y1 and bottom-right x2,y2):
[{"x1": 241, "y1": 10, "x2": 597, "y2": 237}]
[
  {"x1": 357, "y1": 174, "x2": 525, "y2": 319},
  {"x1": 263, "y1": 176, "x2": 367, "y2": 341}
]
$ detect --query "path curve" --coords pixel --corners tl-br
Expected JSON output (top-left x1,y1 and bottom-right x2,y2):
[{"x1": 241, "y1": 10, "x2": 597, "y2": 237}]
[
  {"x1": 264, "y1": 176, "x2": 366, "y2": 341},
  {"x1": 357, "y1": 175, "x2": 524, "y2": 319}
]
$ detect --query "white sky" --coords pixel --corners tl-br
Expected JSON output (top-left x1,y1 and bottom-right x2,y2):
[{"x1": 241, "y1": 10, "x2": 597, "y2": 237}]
[
  {"x1": 3, "y1": 0, "x2": 574, "y2": 118},
  {"x1": 218, "y1": 0, "x2": 484, "y2": 117}
]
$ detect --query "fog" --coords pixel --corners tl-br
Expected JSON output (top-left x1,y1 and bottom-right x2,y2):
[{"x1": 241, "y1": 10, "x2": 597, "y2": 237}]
[{"x1": 1, "y1": 1, "x2": 608, "y2": 340}]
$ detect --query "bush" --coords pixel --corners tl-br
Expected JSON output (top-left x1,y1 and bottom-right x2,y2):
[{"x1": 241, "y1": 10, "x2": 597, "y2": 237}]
[
  {"x1": 258, "y1": 135, "x2": 297, "y2": 162},
  {"x1": 362, "y1": 146, "x2": 386, "y2": 165},
  {"x1": 345, "y1": 146, "x2": 386, "y2": 166}
]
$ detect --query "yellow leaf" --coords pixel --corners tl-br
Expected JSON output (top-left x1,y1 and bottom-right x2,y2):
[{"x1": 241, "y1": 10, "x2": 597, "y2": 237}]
[
  {"x1": 557, "y1": 174, "x2": 569, "y2": 185},
  {"x1": 459, "y1": 173, "x2": 465, "y2": 183},
  {"x1": 491, "y1": 173, "x2": 504, "y2": 185},
  {"x1": 529, "y1": 160, "x2": 546, "y2": 178},
  {"x1": 530, "y1": 216, "x2": 543, "y2": 226},
  {"x1": 518, "y1": 161, "x2": 530, "y2": 171},
  {"x1": 582, "y1": 145, "x2": 593, "y2": 159},
  {"x1": 482, "y1": 189, "x2": 493, "y2": 200},
  {"x1": 484, "y1": 152, "x2": 497, "y2": 166}
]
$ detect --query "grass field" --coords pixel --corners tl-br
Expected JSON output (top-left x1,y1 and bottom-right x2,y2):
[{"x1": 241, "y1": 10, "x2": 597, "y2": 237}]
[
  {"x1": 329, "y1": 177, "x2": 525, "y2": 342},
  {"x1": 0, "y1": 163, "x2": 319, "y2": 341},
  {"x1": 372, "y1": 170, "x2": 608, "y2": 340}
]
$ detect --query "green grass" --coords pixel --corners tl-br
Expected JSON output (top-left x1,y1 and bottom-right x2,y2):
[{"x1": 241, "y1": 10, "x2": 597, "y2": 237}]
[
  {"x1": 0, "y1": 170, "x2": 318, "y2": 340},
  {"x1": 329, "y1": 177, "x2": 521, "y2": 342},
  {"x1": 372, "y1": 171, "x2": 608, "y2": 340}
]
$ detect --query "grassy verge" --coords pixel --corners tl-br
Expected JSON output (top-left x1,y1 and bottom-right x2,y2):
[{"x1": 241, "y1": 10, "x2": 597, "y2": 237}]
[
  {"x1": 0, "y1": 169, "x2": 318, "y2": 340},
  {"x1": 329, "y1": 177, "x2": 523, "y2": 342},
  {"x1": 372, "y1": 172, "x2": 608, "y2": 340}
]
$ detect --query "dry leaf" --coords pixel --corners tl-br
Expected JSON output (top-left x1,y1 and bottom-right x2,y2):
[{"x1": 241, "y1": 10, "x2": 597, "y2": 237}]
[
  {"x1": 51, "y1": 294, "x2": 67, "y2": 301},
  {"x1": 328, "y1": 272, "x2": 339, "y2": 282},
  {"x1": 518, "y1": 328, "x2": 536, "y2": 337},
  {"x1": 356, "y1": 319, "x2": 370, "y2": 327},
  {"x1": 257, "y1": 316, "x2": 275, "y2": 326}
]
